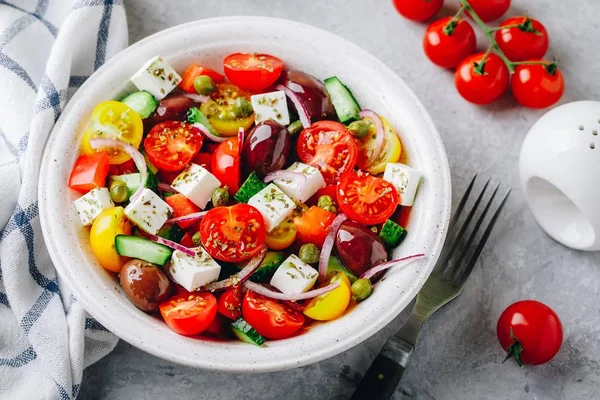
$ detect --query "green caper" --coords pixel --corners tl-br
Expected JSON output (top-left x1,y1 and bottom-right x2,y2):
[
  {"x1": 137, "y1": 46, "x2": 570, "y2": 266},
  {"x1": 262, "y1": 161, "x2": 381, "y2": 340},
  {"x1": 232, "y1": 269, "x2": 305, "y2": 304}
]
[
  {"x1": 299, "y1": 243, "x2": 320, "y2": 264},
  {"x1": 193, "y1": 75, "x2": 217, "y2": 95},
  {"x1": 109, "y1": 179, "x2": 129, "y2": 203},
  {"x1": 348, "y1": 120, "x2": 370, "y2": 139},
  {"x1": 192, "y1": 231, "x2": 202, "y2": 247},
  {"x1": 287, "y1": 120, "x2": 303, "y2": 136},
  {"x1": 211, "y1": 186, "x2": 229, "y2": 207},
  {"x1": 232, "y1": 97, "x2": 253, "y2": 118},
  {"x1": 351, "y1": 278, "x2": 373, "y2": 301},
  {"x1": 317, "y1": 195, "x2": 337, "y2": 213}
]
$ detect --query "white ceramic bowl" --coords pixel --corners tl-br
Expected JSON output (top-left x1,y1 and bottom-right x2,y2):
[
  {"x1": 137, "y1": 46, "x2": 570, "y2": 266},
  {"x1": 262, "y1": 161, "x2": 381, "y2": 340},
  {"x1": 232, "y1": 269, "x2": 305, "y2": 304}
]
[{"x1": 39, "y1": 17, "x2": 451, "y2": 372}]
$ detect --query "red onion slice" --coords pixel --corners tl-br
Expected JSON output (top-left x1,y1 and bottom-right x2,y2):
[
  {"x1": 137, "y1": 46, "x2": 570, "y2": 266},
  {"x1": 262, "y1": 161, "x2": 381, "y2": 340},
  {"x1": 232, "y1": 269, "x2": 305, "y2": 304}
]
[
  {"x1": 318, "y1": 213, "x2": 348, "y2": 281},
  {"x1": 183, "y1": 93, "x2": 210, "y2": 103},
  {"x1": 360, "y1": 254, "x2": 426, "y2": 281},
  {"x1": 238, "y1": 127, "x2": 244, "y2": 156},
  {"x1": 193, "y1": 123, "x2": 227, "y2": 143},
  {"x1": 146, "y1": 233, "x2": 196, "y2": 257},
  {"x1": 264, "y1": 170, "x2": 307, "y2": 186},
  {"x1": 199, "y1": 247, "x2": 267, "y2": 292},
  {"x1": 276, "y1": 84, "x2": 311, "y2": 128},
  {"x1": 244, "y1": 280, "x2": 340, "y2": 301},
  {"x1": 89, "y1": 138, "x2": 146, "y2": 202},
  {"x1": 359, "y1": 109, "x2": 385, "y2": 168},
  {"x1": 158, "y1": 182, "x2": 176, "y2": 193},
  {"x1": 166, "y1": 211, "x2": 207, "y2": 225}
]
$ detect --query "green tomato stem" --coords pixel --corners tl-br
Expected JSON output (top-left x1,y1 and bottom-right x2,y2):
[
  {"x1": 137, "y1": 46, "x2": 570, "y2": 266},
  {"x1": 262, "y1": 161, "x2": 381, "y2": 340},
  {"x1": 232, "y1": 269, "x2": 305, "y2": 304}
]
[{"x1": 443, "y1": 5, "x2": 466, "y2": 36}]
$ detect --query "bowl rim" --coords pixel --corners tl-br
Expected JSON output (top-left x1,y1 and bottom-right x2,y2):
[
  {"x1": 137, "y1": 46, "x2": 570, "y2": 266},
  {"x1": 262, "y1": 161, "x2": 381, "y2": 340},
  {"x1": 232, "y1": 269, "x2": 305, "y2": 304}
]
[{"x1": 39, "y1": 16, "x2": 451, "y2": 372}]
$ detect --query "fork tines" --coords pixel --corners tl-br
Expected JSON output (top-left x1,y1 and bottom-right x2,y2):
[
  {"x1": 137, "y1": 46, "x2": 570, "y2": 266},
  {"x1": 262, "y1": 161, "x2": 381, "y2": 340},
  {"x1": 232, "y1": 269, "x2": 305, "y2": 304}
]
[{"x1": 437, "y1": 174, "x2": 511, "y2": 285}]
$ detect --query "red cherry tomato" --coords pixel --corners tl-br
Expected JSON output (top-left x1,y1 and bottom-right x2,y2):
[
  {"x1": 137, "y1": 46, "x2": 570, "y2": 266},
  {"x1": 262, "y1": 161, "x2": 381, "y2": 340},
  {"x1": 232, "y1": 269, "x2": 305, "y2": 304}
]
[
  {"x1": 211, "y1": 137, "x2": 241, "y2": 196},
  {"x1": 392, "y1": 0, "x2": 443, "y2": 22},
  {"x1": 180, "y1": 232, "x2": 195, "y2": 247},
  {"x1": 511, "y1": 61, "x2": 564, "y2": 109},
  {"x1": 467, "y1": 0, "x2": 511, "y2": 22},
  {"x1": 217, "y1": 286, "x2": 242, "y2": 320},
  {"x1": 294, "y1": 206, "x2": 336, "y2": 247},
  {"x1": 423, "y1": 17, "x2": 477, "y2": 69},
  {"x1": 165, "y1": 194, "x2": 201, "y2": 230},
  {"x1": 297, "y1": 121, "x2": 358, "y2": 185},
  {"x1": 495, "y1": 17, "x2": 549, "y2": 62},
  {"x1": 144, "y1": 121, "x2": 204, "y2": 172},
  {"x1": 200, "y1": 204, "x2": 266, "y2": 263},
  {"x1": 242, "y1": 290, "x2": 305, "y2": 340},
  {"x1": 68, "y1": 151, "x2": 110, "y2": 194},
  {"x1": 223, "y1": 53, "x2": 284, "y2": 92},
  {"x1": 159, "y1": 292, "x2": 217, "y2": 336},
  {"x1": 455, "y1": 53, "x2": 509, "y2": 105},
  {"x1": 337, "y1": 171, "x2": 399, "y2": 225},
  {"x1": 308, "y1": 184, "x2": 339, "y2": 207},
  {"x1": 179, "y1": 64, "x2": 225, "y2": 93},
  {"x1": 192, "y1": 152, "x2": 212, "y2": 172},
  {"x1": 108, "y1": 158, "x2": 135, "y2": 176},
  {"x1": 497, "y1": 300, "x2": 563, "y2": 366}
]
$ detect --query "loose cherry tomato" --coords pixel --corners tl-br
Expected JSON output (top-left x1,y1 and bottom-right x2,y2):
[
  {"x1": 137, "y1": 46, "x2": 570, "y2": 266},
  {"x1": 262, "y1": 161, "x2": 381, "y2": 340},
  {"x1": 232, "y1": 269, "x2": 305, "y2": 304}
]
[
  {"x1": 511, "y1": 61, "x2": 564, "y2": 109},
  {"x1": 294, "y1": 206, "x2": 336, "y2": 247},
  {"x1": 297, "y1": 121, "x2": 358, "y2": 185},
  {"x1": 211, "y1": 137, "x2": 240, "y2": 196},
  {"x1": 223, "y1": 53, "x2": 284, "y2": 92},
  {"x1": 179, "y1": 64, "x2": 224, "y2": 93},
  {"x1": 497, "y1": 300, "x2": 563, "y2": 366},
  {"x1": 423, "y1": 17, "x2": 476, "y2": 69},
  {"x1": 337, "y1": 171, "x2": 399, "y2": 225},
  {"x1": 455, "y1": 53, "x2": 509, "y2": 105},
  {"x1": 192, "y1": 152, "x2": 213, "y2": 172},
  {"x1": 242, "y1": 290, "x2": 305, "y2": 340},
  {"x1": 200, "y1": 83, "x2": 255, "y2": 136},
  {"x1": 200, "y1": 204, "x2": 266, "y2": 262},
  {"x1": 165, "y1": 194, "x2": 201, "y2": 230},
  {"x1": 467, "y1": 0, "x2": 511, "y2": 22},
  {"x1": 217, "y1": 286, "x2": 242, "y2": 320},
  {"x1": 495, "y1": 17, "x2": 549, "y2": 62},
  {"x1": 392, "y1": 0, "x2": 443, "y2": 22},
  {"x1": 68, "y1": 151, "x2": 110, "y2": 194},
  {"x1": 144, "y1": 121, "x2": 204, "y2": 172},
  {"x1": 159, "y1": 292, "x2": 217, "y2": 336}
]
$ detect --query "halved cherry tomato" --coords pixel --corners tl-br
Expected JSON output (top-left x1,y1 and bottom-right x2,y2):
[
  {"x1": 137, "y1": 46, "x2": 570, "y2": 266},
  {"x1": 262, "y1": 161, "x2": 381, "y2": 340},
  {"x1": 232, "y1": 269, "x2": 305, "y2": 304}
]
[
  {"x1": 200, "y1": 83, "x2": 255, "y2": 136},
  {"x1": 90, "y1": 207, "x2": 131, "y2": 273},
  {"x1": 265, "y1": 215, "x2": 297, "y2": 250},
  {"x1": 180, "y1": 231, "x2": 195, "y2": 247},
  {"x1": 294, "y1": 206, "x2": 336, "y2": 247},
  {"x1": 108, "y1": 158, "x2": 136, "y2": 176},
  {"x1": 242, "y1": 290, "x2": 305, "y2": 340},
  {"x1": 366, "y1": 117, "x2": 402, "y2": 175},
  {"x1": 144, "y1": 121, "x2": 204, "y2": 172},
  {"x1": 217, "y1": 286, "x2": 242, "y2": 320},
  {"x1": 204, "y1": 314, "x2": 234, "y2": 338},
  {"x1": 165, "y1": 194, "x2": 201, "y2": 230},
  {"x1": 192, "y1": 152, "x2": 213, "y2": 172},
  {"x1": 159, "y1": 292, "x2": 217, "y2": 336},
  {"x1": 211, "y1": 137, "x2": 240, "y2": 196},
  {"x1": 81, "y1": 101, "x2": 143, "y2": 164},
  {"x1": 179, "y1": 64, "x2": 225, "y2": 93},
  {"x1": 200, "y1": 204, "x2": 266, "y2": 262},
  {"x1": 337, "y1": 171, "x2": 399, "y2": 225},
  {"x1": 297, "y1": 121, "x2": 358, "y2": 184},
  {"x1": 303, "y1": 273, "x2": 351, "y2": 321},
  {"x1": 223, "y1": 53, "x2": 284, "y2": 92},
  {"x1": 68, "y1": 151, "x2": 110, "y2": 194}
]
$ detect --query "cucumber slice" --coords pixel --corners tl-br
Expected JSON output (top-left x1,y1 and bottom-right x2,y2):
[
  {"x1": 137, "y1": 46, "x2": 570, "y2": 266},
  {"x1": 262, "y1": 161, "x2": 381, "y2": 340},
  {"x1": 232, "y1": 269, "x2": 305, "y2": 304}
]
[
  {"x1": 231, "y1": 318, "x2": 266, "y2": 346},
  {"x1": 379, "y1": 219, "x2": 407, "y2": 250},
  {"x1": 327, "y1": 256, "x2": 357, "y2": 284},
  {"x1": 109, "y1": 169, "x2": 158, "y2": 201},
  {"x1": 121, "y1": 90, "x2": 158, "y2": 119},
  {"x1": 114, "y1": 235, "x2": 173, "y2": 266},
  {"x1": 251, "y1": 251, "x2": 285, "y2": 283},
  {"x1": 141, "y1": 148, "x2": 158, "y2": 174},
  {"x1": 156, "y1": 223, "x2": 184, "y2": 243},
  {"x1": 234, "y1": 172, "x2": 267, "y2": 203},
  {"x1": 187, "y1": 107, "x2": 220, "y2": 136},
  {"x1": 324, "y1": 76, "x2": 361, "y2": 124}
]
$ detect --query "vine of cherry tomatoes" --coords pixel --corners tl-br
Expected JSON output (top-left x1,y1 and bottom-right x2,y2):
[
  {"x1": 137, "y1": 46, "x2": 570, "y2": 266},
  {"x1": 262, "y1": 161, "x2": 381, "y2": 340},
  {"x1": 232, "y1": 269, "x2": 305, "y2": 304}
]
[{"x1": 393, "y1": 0, "x2": 565, "y2": 108}]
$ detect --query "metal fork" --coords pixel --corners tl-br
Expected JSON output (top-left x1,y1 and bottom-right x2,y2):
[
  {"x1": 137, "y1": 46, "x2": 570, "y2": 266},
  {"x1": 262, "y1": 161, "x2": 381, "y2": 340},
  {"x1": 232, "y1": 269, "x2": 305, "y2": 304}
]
[{"x1": 351, "y1": 175, "x2": 511, "y2": 400}]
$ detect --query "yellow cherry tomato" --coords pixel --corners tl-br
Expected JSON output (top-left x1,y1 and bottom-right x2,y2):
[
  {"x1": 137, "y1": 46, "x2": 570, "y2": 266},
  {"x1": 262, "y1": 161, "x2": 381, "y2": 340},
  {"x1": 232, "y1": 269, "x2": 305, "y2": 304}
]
[
  {"x1": 81, "y1": 101, "x2": 143, "y2": 164},
  {"x1": 265, "y1": 215, "x2": 297, "y2": 250},
  {"x1": 303, "y1": 273, "x2": 351, "y2": 321},
  {"x1": 90, "y1": 206, "x2": 131, "y2": 273},
  {"x1": 200, "y1": 83, "x2": 255, "y2": 136},
  {"x1": 356, "y1": 116, "x2": 402, "y2": 174}
]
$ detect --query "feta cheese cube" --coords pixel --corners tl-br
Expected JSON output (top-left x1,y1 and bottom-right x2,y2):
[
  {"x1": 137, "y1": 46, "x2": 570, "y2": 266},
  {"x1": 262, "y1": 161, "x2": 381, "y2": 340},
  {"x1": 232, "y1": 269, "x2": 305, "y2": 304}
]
[
  {"x1": 274, "y1": 162, "x2": 326, "y2": 202},
  {"x1": 124, "y1": 188, "x2": 172, "y2": 234},
  {"x1": 130, "y1": 56, "x2": 181, "y2": 100},
  {"x1": 250, "y1": 91, "x2": 290, "y2": 125},
  {"x1": 270, "y1": 254, "x2": 318, "y2": 295},
  {"x1": 247, "y1": 184, "x2": 295, "y2": 232},
  {"x1": 171, "y1": 163, "x2": 221, "y2": 209},
  {"x1": 74, "y1": 188, "x2": 114, "y2": 226},
  {"x1": 383, "y1": 163, "x2": 422, "y2": 206},
  {"x1": 169, "y1": 247, "x2": 221, "y2": 292}
]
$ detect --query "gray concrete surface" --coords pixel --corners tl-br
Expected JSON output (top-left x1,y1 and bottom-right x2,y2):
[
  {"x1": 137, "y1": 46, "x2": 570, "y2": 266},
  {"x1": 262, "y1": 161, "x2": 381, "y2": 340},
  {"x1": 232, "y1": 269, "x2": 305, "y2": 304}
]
[{"x1": 79, "y1": 0, "x2": 600, "y2": 399}]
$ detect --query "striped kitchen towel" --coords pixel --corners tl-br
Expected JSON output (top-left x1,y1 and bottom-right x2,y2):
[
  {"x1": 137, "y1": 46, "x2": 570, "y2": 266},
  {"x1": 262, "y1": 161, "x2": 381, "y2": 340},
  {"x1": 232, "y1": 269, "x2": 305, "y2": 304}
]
[{"x1": 0, "y1": 1, "x2": 126, "y2": 398}]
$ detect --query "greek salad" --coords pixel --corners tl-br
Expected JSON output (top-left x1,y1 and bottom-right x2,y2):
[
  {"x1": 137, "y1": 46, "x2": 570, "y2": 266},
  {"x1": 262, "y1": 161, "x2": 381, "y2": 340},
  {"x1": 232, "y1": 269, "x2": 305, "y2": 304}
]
[{"x1": 68, "y1": 52, "x2": 424, "y2": 345}]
